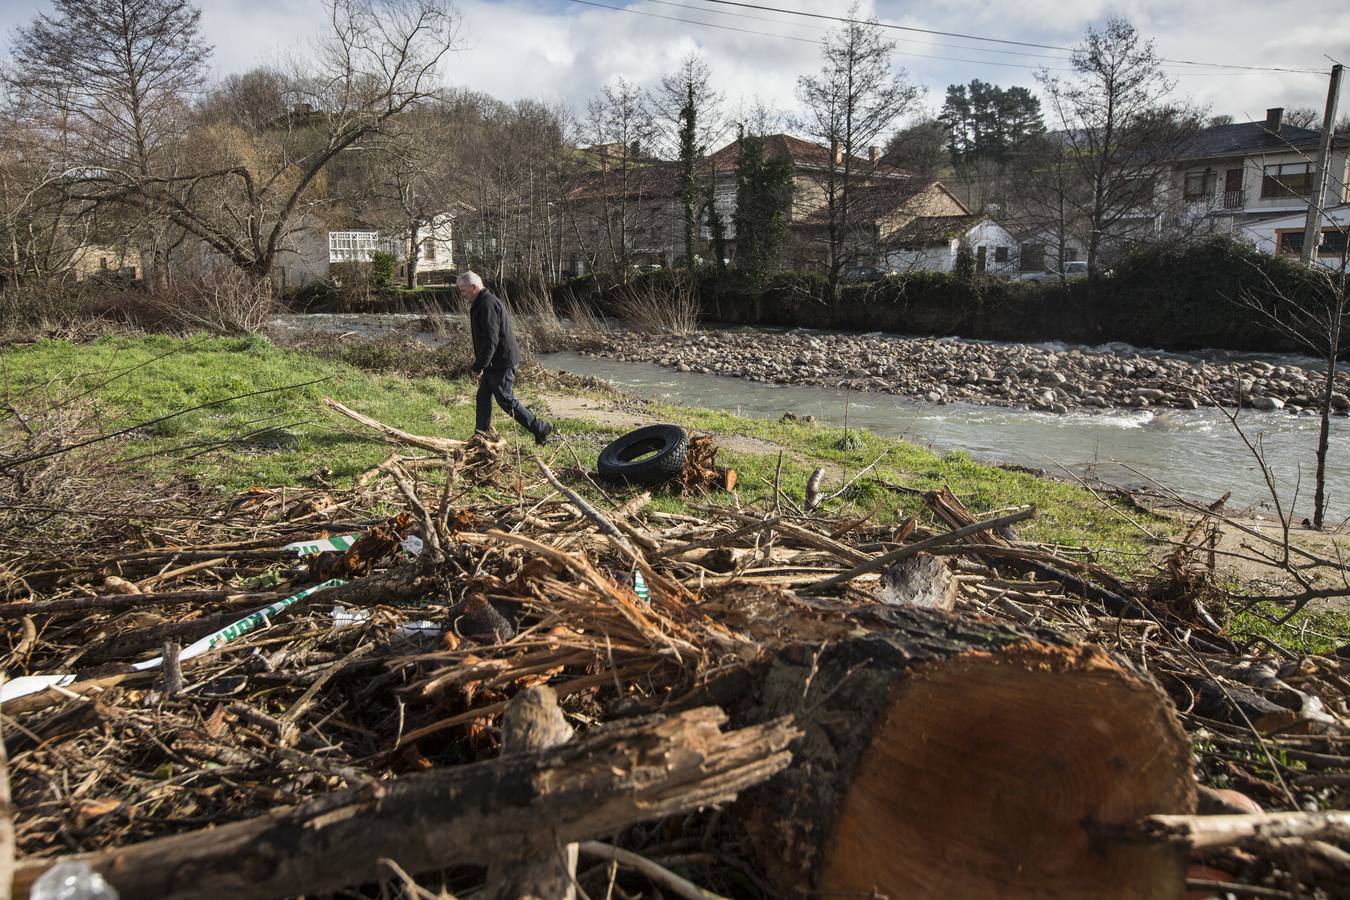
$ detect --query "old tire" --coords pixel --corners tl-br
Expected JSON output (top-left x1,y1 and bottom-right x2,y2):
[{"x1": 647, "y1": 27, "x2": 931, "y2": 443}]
[{"x1": 597, "y1": 424, "x2": 689, "y2": 485}]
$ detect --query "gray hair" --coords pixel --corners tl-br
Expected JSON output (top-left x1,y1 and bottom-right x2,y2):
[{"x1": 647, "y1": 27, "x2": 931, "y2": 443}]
[{"x1": 457, "y1": 271, "x2": 484, "y2": 290}]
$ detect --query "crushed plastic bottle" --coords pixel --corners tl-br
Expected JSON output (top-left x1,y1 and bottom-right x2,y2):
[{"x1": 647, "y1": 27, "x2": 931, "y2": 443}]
[
  {"x1": 632, "y1": 570, "x2": 650, "y2": 603},
  {"x1": 31, "y1": 861, "x2": 119, "y2": 900}
]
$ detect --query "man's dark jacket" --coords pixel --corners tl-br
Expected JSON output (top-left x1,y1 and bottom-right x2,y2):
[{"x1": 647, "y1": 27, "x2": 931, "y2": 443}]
[{"x1": 469, "y1": 289, "x2": 522, "y2": 372}]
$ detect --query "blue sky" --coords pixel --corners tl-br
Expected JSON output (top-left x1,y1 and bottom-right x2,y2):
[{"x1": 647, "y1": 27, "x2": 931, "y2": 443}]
[{"x1": 1, "y1": 0, "x2": 1344, "y2": 129}]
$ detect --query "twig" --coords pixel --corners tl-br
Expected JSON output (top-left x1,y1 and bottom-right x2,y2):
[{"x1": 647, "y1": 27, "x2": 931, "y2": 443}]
[
  {"x1": 578, "y1": 842, "x2": 730, "y2": 900},
  {"x1": 803, "y1": 507, "x2": 1037, "y2": 593}
]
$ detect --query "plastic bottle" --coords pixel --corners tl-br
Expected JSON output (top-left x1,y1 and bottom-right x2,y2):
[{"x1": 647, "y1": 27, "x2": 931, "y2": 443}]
[{"x1": 30, "y1": 861, "x2": 119, "y2": 900}]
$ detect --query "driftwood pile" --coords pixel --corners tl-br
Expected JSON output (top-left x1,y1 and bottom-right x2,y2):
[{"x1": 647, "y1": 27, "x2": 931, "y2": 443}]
[{"x1": 0, "y1": 401, "x2": 1347, "y2": 900}]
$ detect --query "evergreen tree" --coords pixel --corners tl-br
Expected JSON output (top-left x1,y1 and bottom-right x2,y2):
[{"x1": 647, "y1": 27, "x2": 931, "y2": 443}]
[
  {"x1": 676, "y1": 83, "x2": 700, "y2": 267},
  {"x1": 705, "y1": 180, "x2": 728, "y2": 272},
  {"x1": 733, "y1": 127, "x2": 792, "y2": 284},
  {"x1": 940, "y1": 80, "x2": 1045, "y2": 163}
]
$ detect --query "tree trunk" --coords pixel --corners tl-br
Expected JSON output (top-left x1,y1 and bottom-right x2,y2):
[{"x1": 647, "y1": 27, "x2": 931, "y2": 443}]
[
  {"x1": 1314, "y1": 351, "x2": 1336, "y2": 528},
  {"x1": 11, "y1": 707, "x2": 795, "y2": 900},
  {"x1": 707, "y1": 609, "x2": 1196, "y2": 899},
  {"x1": 407, "y1": 219, "x2": 420, "y2": 291}
]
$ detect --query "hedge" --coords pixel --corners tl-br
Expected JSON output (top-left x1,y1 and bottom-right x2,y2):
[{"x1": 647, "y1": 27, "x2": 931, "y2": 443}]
[{"x1": 556, "y1": 239, "x2": 1331, "y2": 354}]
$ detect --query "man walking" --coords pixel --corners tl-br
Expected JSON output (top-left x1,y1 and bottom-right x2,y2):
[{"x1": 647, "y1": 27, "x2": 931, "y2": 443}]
[{"x1": 460, "y1": 271, "x2": 554, "y2": 444}]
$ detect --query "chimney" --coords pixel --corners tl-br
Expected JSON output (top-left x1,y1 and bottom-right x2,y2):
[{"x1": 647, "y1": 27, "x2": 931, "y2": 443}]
[
  {"x1": 1266, "y1": 107, "x2": 1283, "y2": 134},
  {"x1": 831, "y1": 140, "x2": 843, "y2": 165},
  {"x1": 868, "y1": 145, "x2": 880, "y2": 163}
]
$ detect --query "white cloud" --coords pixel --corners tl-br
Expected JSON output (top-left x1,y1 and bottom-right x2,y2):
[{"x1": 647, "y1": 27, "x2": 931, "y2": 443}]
[{"x1": 0, "y1": 0, "x2": 1343, "y2": 128}]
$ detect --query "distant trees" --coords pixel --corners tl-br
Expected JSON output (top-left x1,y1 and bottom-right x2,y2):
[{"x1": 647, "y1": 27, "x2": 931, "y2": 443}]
[
  {"x1": 795, "y1": 3, "x2": 920, "y2": 298},
  {"x1": 572, "y1": 78, "x2": 656, "y2": 279},
  {"x1": 940, "y1": 80, "x2": 1045, "y2": 164},
  {"x1": 8, "y1": 0, "x2": 212, "y2": 287},
  {"x1": 883, "y1": 119, "x2": 949, "y2": 180},
  {"x1": 9, "y1": 0, "x2": 461, "y2": 291}
]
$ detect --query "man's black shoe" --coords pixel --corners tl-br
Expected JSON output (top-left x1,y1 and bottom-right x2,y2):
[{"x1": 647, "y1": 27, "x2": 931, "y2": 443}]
[{"x1": 535, "y1": 422, "x2": 555, "y2": 446}]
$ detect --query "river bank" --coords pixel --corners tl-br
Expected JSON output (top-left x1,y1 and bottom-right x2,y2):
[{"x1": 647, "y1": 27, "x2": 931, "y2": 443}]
[{"x1": 590, "y1": 329, "x2": 1350, "y2": 415}]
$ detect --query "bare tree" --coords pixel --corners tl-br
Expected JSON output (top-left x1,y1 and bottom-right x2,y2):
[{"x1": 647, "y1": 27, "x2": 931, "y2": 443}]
[
  {"x1": 1236, "y1": 227, "x2": 1349, "y2": 531},
  {"x1": 1036, "y1": 18, "x2": 1201, "y2": 282},
  {"x1": 8, "y1": 0, "x2": 211, "y2": 287},
  {"x1": 795, "y1": 3, "x2": 921, "y2": 298},
  {"x1": 23, "y1": 0, "x2": 460, "y2": 291},
  {"x1": 569, "y1": 79, "x2": 657, "y2": 279}
]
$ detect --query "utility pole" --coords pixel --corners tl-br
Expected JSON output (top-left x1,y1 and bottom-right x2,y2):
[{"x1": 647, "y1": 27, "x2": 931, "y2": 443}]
[{"x1": 1301, "y1": 63, "x2": 1343, "y2": 265}]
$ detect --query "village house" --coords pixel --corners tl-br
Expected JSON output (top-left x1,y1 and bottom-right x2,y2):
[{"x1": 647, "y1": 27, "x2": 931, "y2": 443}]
[
  {"x1": 886, "y1": 216, "x2": 1017, "y2": 275},
  {"x1": 1241, "y1": 203, "x2": 1350, "y2": 269},
  {"x1": 1171, "y1": 108, "x2": 1350, "y2": 237},
  {"x1": 558, "y1": 134, "x2": 970, "y2": 276}
]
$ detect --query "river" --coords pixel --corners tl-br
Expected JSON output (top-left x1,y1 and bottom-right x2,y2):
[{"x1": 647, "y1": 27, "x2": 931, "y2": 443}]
[{"x1": 271, "y1": 314, "x2": 1349, "y2": 520}]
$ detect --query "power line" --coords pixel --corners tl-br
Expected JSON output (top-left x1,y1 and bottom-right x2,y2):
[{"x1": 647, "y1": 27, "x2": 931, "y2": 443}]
[
  {"x1": 568, "y1": 0, "x2": 1091, "y2": 72},
  {"x1": 568, "y1": 0, "x2": 821, "y2": 44},
  {"x1": 690, "y1": 0, "x2": 1327, "y2": 75},
  {"x1": 642, "y1": 0, "x2": 1082, "y2": 64}
]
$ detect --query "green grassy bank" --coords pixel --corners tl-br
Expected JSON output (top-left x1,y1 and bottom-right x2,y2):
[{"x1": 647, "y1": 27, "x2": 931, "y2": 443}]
[{"x1": 1, "y1": 333, "x2": 1165, "y2": 570}]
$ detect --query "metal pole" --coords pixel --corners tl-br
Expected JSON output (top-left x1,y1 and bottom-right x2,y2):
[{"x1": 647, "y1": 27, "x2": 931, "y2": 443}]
[{"x1": 1301, "y1": 64, "x2": 1344, "y2": 264}]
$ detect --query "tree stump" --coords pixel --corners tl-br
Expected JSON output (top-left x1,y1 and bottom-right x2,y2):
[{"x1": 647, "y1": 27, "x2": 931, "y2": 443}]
[{"x1": 726, "y1": 606, "x2": 1196, "y2": 899}]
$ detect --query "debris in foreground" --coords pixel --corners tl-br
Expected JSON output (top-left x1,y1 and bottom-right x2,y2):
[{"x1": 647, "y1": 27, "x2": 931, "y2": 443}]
[{"x1": 0, "y1": 402, "x2": 1346, "y2": 900}]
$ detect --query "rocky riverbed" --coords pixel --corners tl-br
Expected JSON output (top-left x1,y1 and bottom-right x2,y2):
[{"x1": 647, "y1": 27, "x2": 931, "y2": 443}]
[{"x1": 587, "y1": 330, "x2": 1350, "y2": 415}]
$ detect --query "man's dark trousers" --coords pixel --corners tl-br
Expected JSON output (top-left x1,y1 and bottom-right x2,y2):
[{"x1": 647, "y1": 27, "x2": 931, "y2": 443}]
[{"x1": 476, "y1": 367, "x2": 545, "y2": 440}]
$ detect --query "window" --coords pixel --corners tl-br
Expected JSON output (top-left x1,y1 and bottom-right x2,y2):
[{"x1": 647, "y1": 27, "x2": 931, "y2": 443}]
[
  {"x1": 1278, "y1": 228, "x2": 1349, "y2": 257},
  {"x1": 98, "y1": 257, "x2": 108, "y2": 270},
  {"x1": 422, "y1": 239, "x2": 436, "y2": 261},
  {"x1": 994, "y1": 246, "x2": 1009, "y2": 263},
  {"x1": 329, "y1": 230, "x2": 400, "y2": 262},
  {"x1": 1262, "y1": 163, "x2": 1313, "y2": 199},
  {"x1": 1183, "y1": 170, "x2": 1217, "y2": 201}
]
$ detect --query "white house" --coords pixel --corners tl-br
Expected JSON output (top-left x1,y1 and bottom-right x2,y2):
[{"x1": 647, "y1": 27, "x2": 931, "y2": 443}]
[
  {"x1": 1240, "y1": 204, "x2": 1350, "y2": 269},
  {"x1": 275, "y1": 212, "x2": 457, "y2": 290},
  {"x1": 886, "y1": 216, "x2": 1017, "y2": 275}
]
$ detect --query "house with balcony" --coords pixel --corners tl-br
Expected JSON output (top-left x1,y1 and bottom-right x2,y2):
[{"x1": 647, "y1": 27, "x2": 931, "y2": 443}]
[{"x1": 1171, "y1": 108, "x2": 1350, "y2": 236}]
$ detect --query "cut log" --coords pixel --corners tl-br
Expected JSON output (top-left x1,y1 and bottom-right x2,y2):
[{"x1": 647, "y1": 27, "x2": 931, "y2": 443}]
[
  {"x1": 707, "y1": 606, "x2": 1196, "y2": 899},
  {"x1": 11, "y1": 707, "x2": 796, "y2": 900}
]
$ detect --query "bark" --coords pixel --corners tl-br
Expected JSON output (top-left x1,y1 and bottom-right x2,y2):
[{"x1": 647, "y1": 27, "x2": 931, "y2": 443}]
[
  {"x1": 11, "y1": 707, "x2": 796, "y2": 900},
  {"x1": 486, "y1": 687, "x2": 578, "y2": 900}
]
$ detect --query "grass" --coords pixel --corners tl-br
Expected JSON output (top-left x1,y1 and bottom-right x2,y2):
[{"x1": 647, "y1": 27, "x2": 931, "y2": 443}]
[
  {"x1": 2, "y1": 333, "x2": 1174, "y2": 581},
  {"x1": 1228, "y1": 601, "x2": 1350, "y2": 656}
]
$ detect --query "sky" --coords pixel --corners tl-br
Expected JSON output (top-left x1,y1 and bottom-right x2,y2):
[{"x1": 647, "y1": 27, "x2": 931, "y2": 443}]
[{"x1": 0, "y1": 0, "x2": 1345, "y2": 135}]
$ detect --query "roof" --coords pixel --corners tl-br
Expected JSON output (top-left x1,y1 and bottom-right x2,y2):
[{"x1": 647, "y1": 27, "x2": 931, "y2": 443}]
[
  {"x1": 562, "y1": 163, "x2": 679, "y2": 202},
  {"x1": 700, "y1": 134, "x2": 909, "y2": 177},
  {"x1": 892, "y1": 214, "x2": 986, "y2": 247},
  {"x1": 1176, "y1": 120, "x2": 1350, "y2": 161},
  {"x1": 794, "y1": 179, "x2": 958, "y2": 227}
]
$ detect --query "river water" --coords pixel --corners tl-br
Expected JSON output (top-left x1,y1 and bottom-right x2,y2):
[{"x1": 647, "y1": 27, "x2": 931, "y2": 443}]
[{"x1": 271, "y1": 314, "x2": 1349, "y2": 520}]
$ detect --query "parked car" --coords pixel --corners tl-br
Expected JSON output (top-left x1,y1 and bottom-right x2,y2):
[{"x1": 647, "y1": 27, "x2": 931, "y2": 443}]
[
  {"x1": 842, "y1": 265, "x2": 894, "y2": 283},
  {"x1": 1019, "y1": 261, "x2": 1089, "y2": 283}
]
